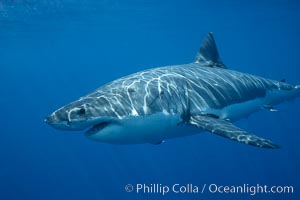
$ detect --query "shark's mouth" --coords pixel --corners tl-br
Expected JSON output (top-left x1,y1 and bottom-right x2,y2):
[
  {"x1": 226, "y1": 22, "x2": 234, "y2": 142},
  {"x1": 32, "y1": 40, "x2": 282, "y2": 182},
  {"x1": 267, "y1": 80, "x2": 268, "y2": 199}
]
[{"x1": 85, "y1": 121, "x2": 110, "y2": 136}]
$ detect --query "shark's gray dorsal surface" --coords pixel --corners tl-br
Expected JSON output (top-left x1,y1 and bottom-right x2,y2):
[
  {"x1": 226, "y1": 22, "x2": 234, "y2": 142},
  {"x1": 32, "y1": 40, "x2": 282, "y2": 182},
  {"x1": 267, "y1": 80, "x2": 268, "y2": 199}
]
[{"x1": 45, "y1": 33, "x2": 300, "y2": 149}]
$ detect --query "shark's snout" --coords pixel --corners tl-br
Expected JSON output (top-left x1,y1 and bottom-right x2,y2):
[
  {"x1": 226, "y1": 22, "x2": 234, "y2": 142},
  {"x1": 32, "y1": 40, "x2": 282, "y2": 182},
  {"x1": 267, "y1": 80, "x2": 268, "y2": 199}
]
[
  {"x1": 44, "y1": 108, "x2": 104, "y2": 131},
  {"x1": 44, "y1": 111, "x2": 68, "y2": 125},
  {"x1": 44, "y1": 114, "x2": 56, "y2": 124},
  {"x1": 44, "y1": 112, "x2": 72, "y2": 130}
]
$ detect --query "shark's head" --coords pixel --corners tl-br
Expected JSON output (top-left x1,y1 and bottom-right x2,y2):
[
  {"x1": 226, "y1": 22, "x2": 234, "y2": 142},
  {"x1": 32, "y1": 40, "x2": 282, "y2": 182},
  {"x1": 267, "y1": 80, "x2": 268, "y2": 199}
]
[
  {"x1": 44, "y1": 98, "x2": 116, "y2": 132},
  {"x1": 44, "y1": 97, "x2": 153, "y2": 144}
]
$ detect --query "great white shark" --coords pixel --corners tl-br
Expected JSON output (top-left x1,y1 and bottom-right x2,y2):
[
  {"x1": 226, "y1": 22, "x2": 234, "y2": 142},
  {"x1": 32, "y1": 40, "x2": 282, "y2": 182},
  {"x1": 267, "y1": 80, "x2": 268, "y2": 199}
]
[{"x1": 45, "y1": 33, "x2": 300, "y2": 149}]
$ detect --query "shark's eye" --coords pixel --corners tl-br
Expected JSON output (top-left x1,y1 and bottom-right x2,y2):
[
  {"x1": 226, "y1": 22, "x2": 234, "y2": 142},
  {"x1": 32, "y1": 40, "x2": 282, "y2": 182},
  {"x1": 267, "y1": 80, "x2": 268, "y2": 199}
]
[{"x1": 78, "y1": 108, "x2": 86, "y2": 115}]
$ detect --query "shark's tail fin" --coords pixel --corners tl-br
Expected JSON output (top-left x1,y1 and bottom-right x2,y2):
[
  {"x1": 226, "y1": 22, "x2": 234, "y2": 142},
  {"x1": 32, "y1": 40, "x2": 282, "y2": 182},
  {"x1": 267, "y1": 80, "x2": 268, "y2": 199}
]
[{"x1": 194, "y1": 32, "x2": 226, "y2": 69}]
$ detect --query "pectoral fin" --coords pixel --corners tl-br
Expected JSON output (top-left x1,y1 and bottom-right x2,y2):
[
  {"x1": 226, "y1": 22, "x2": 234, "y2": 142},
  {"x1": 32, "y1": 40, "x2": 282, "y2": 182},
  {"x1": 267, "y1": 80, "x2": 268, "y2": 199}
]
[{"x1": 189, "y1": 115, "x2": 280, "y2": 149}]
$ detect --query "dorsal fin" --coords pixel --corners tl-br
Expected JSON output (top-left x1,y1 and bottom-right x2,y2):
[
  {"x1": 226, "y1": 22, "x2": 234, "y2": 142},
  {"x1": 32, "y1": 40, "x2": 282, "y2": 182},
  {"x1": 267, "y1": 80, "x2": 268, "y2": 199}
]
[{"x1": 194, "y1": 32, "x2": 226, "y2": 69}]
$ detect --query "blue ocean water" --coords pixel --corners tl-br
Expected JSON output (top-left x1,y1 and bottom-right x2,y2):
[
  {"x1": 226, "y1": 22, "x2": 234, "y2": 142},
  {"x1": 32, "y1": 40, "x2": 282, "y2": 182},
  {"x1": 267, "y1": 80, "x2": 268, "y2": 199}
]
[{"x1": 0, "y1": 0, "x2": 300, "y2": 199}]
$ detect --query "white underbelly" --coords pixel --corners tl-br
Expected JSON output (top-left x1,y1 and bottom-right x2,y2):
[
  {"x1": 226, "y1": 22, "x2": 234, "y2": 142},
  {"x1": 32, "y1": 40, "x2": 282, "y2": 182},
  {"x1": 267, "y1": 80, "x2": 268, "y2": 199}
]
[{"x1": 86, "y1": 113, "x2": 201, "y2": 144}]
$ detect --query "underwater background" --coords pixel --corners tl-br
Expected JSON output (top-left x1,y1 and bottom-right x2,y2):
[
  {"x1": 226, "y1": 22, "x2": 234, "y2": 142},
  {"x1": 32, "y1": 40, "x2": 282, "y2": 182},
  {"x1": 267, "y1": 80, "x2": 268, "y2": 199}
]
[{"x1": 0, "y1": 0, "x2": 299, "y2": 199}]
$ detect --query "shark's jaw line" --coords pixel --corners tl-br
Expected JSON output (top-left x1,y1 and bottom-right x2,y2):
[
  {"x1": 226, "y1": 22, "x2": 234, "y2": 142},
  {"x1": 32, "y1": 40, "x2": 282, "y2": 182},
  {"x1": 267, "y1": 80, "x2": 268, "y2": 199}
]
[
  {"x1": 45, "y1": 32, "x2": 300, "y2": 149},
  {"x1": 85, "y1": 121, "x2": 111, "y2": 136}
]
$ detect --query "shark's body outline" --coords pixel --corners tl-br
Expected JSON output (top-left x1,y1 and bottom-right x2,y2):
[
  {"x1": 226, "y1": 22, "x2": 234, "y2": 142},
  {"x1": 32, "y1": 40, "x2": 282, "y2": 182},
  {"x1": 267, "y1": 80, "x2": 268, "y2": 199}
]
[{"x1": 45, "y1": 33, "x2": 300, "y2": 149}]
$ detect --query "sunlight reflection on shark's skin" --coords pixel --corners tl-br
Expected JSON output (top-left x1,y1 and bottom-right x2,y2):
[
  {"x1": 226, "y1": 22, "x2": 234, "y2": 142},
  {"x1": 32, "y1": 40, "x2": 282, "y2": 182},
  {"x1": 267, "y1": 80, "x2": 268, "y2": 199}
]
[{"x1": 45, "y1": 33, "x2": 300, "y2": 149}]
